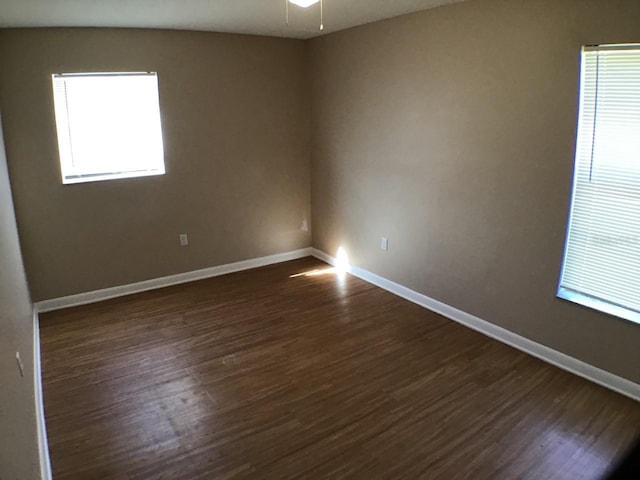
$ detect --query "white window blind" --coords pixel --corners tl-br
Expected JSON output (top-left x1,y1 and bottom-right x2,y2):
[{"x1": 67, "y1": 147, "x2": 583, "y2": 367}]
[
  {"x1": 52, "y1": 72, "x2": 165, "y2": 184},
  {"x1": 558, "y1": 45, "x2": 640, "y2": 323}
]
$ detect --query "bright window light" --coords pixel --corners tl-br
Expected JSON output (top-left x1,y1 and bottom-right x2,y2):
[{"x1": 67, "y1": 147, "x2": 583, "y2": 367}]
[
  {"x1": 558, "y1": 45, "x2": 640, "y2": 323},
  {"x1": 51, "y1": 72, "x2": 165, "y2": 184}
]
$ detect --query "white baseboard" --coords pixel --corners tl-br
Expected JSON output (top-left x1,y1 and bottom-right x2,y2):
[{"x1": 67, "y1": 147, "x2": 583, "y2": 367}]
[
  {"x1": 311, "y1": 248, "x2": 640, "y2": 402},
  {"x1": 33, "y1": 310, "x2": 52, "y2": 480},
  {"x1": 36, "y1": 247, "x2": 313, "y2": 313}
]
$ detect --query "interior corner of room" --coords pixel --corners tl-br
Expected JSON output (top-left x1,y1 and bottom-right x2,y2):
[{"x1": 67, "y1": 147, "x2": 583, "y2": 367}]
[{"x1": 1, "y1": 0, "x2": 640, "y2": 478}]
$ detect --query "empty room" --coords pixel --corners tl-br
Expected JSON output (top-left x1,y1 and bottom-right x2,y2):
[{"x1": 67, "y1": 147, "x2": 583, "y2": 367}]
[{"x1": 1, "y1": 0, "x2": 640, "y2": 478}]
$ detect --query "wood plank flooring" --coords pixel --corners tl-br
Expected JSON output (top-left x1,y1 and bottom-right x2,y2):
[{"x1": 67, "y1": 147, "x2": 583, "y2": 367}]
[{"x1": 40, "y1": 257, "x2": 640, "y2": 479}]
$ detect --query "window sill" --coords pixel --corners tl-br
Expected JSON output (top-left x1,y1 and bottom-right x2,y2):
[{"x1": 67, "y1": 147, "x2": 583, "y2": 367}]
[
  {"x1": 557, "y1": 287, "x2": 640, "y2": 325},
  {"x1": 62, "y1": 169, "x2": 165, "y2": 185}
]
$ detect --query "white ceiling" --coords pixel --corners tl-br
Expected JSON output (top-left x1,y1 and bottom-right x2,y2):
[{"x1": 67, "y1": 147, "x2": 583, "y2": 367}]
[{"x1": 0, "y1": 0, "x2": 464, "y2": 39}]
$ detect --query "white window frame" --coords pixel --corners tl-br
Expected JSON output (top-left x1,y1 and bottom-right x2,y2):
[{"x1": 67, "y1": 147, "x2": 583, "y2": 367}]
[
  {"x1": 558, "y1": 44, "x2": 640, "y2": 324},
  {"x1": 51, "y1": 72, "x2": 166, "y2": 185}
]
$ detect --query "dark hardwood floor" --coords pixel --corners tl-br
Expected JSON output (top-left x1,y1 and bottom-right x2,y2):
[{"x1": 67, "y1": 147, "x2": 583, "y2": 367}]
[{"x1": 40, "y1": 257, "x2": 640, "y2": 479}]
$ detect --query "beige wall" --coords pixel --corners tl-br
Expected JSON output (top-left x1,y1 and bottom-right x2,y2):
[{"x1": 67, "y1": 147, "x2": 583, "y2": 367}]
[
  {"x1": 0, "y1": 28, "x2": 311, "y2": 301},
  {"x1": 0, "y1": 113, "x2": 41, "y2": 479},
  {"x1": 309, "y1": 0, "x2": 640, "y2": 383}
]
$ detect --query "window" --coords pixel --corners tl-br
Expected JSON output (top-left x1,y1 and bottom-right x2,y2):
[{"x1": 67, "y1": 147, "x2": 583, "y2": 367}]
[
  {"x1": 51, "y1": 72, "x2": 165, "y2": 184},
  {"x1": 558, "y1": 45, "x2": 640, "y2": 323}
]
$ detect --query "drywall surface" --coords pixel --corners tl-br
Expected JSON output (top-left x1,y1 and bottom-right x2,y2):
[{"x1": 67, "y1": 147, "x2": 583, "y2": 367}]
[
  {"x1": 309, "y1": 0, "x2": 640, "y2": 383},
  {"x1": 0, "y1": 28, "x2": 311, "y2": 300},
  {"x1": 0, "y1": 112, "x2": 40, "y2": 479}
]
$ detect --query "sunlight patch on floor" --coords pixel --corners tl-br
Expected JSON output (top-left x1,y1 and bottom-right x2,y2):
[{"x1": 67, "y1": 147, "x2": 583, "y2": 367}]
[
  {"x1": 289, "y1": 246, "x2": 350, "y2": 282},
  {"x1": 290, "y1": 267, "x2": 337, "y2": 278}
]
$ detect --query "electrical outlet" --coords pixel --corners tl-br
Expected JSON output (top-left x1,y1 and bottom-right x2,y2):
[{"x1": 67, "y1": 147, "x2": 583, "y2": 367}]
[
  {"x1": 16, "y1": 352, "x2": 24, "y2": 378},
  {"x1": 179, "y1": 234, "x2": 189, "y2": 246},
  {"x1": 381, "y1": 237, "x2": 389, "y2": 251}
]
